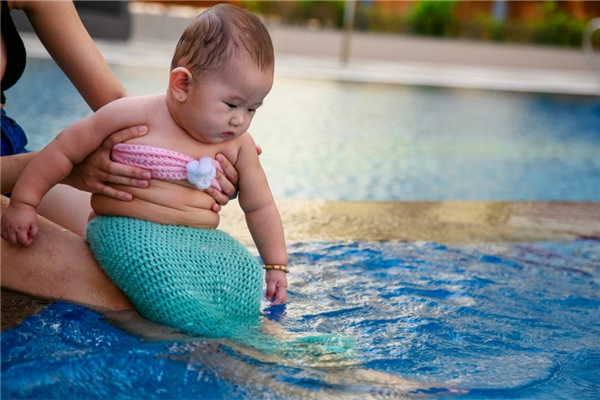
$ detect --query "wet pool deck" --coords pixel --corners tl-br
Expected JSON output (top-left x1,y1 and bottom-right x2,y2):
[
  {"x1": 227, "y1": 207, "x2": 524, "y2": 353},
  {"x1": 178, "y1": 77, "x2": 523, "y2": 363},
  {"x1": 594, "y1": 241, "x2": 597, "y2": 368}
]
[{"x1": 3, "y1": 5, "x2": 600, "y2": 331}]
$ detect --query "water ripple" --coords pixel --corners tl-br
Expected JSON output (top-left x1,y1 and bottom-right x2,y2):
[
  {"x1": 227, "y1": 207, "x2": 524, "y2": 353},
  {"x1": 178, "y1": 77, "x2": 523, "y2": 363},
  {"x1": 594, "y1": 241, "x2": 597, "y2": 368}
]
[{"x1": 2, "y1": 239, "x2": 599, "y2": 398}]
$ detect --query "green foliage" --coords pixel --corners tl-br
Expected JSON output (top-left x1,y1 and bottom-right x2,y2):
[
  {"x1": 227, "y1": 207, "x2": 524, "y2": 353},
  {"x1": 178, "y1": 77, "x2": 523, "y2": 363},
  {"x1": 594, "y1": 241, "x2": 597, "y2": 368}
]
[
  {"x1": 297, "y1": 0, "x2": 346, "y2": 28},
  {"x1": 242, "y1": 0, "x2": 594, "y2": 48},
  {"x1": 241, "y1": 1, "x2": 290, "y2": 20},
  {"x1": 240, "y1": 1, "x2": 270, "y2": 15},
  {"x1": 356, "y1": 6, "x2": 408, "y2": 34},
  {"x1": 241, "y1": 0, "x2": 345, "y2": 28},
  {"x1": 407, "y1": 1, "x2": 459, "y2": 37},
  {"x1": 532, "y1": 1, "x2": 586, "y2": 47},
  {"x1": 466, "y1": 13, "x2": 506, "y2": 42}
]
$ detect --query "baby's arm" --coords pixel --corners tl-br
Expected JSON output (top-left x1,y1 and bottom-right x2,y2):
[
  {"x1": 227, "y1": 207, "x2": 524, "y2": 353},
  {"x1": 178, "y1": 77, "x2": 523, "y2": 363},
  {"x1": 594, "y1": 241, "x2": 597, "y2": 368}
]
[
  {"x1": 1, "y1": 97, "x2": 148, "y2": 246},
  {"x1": 236, "y1": 135, "x2": 288, "y2": 304}
]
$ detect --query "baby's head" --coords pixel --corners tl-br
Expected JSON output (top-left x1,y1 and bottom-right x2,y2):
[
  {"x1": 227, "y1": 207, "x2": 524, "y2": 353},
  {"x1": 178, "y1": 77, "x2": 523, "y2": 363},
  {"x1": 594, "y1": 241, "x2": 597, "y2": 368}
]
[
  {"x1": 168, "y1": 4, "x2": 275, "y2": 144},
  {"x1": 171, "y1": 4, "x2": 274, "y2": 79}
]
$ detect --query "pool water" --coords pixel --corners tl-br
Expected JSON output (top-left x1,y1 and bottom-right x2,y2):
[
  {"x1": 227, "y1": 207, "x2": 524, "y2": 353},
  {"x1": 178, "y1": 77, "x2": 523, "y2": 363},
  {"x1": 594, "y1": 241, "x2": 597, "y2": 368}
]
[
  {"x1": 3, "y1": 55, "x2": 599, "y2": 399},
  {"x1": 2, "y1": 239, "x2": 599, "y2": 399},
  {"x1": 4, "y1": 57, "x2": 600, "y2": 201}
]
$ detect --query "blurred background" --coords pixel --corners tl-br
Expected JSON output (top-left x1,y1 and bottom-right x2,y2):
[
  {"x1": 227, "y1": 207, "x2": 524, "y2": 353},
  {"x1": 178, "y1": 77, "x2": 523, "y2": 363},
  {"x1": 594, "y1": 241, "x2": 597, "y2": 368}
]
[
  {"x1": 8, "y1": 1, "x2": 600, "y2": 202},
  {"x1": 152, "y1": 0, "x2": 600, "y2": 47},
  {"x1": 12, "y1": 1, "x2": 600, "y2": 47},
  {"x1": 4, "y1": 5, "x2": 600, "y2": 397},
  {"x1": 12, "y1": 1, "x2": 600, "y2": 82},
  {"x1": 13, "y1": 1, "x2": 599, "y2": 88}
]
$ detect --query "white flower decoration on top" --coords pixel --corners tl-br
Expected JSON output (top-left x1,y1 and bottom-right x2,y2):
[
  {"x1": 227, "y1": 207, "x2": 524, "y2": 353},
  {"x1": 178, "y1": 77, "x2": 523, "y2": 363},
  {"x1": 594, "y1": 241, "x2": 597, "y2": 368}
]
[{"x1": 186, "y1": 157, "x2": 217, "y2": 190}]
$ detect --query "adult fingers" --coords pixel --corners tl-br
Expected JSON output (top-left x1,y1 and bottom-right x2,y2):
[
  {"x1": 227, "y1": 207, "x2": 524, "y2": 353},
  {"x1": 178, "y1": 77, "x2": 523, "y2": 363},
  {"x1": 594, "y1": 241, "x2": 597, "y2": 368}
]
[
  {"x1": 98, "y1": 184, "x2": 134, "y2": 202},
  {"x1": 105, "y1": 125, "x2": 148, "y2": 147},
  {"x1": 100, "y1": 126, "x2": 151, "y2": 184},
  {"x1": 78, "y1": 175, "x2": 134, "y2": 202},
  {"x1": 210, "y1": 201, "x2": 222, "y2": 213},
  {"x1": 215, "y1": 154, "x2": 239, "y2": 198},
  {"x1": 205, "y1": 185, "x2": 230, "y2": 208},
  {"x1": 103, "y1": 160, "x2": 151, "y2": 186}
]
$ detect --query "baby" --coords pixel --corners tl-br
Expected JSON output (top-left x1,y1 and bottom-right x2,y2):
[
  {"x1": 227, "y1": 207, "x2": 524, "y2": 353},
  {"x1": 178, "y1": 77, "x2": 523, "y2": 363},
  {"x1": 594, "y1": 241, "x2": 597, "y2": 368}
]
[{"x1": 2, "y1": 4, "x2": 287, "y2": 338}]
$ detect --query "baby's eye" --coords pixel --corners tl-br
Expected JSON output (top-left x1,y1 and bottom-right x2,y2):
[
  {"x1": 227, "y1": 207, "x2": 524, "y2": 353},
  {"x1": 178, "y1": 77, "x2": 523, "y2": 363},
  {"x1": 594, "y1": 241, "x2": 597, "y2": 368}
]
[
  {"x1": 248, "y1": 108, "x2": 256, "y2": 113},
  {"x1": 226, "y1": 103, "x2": 237, "y2": 109}
]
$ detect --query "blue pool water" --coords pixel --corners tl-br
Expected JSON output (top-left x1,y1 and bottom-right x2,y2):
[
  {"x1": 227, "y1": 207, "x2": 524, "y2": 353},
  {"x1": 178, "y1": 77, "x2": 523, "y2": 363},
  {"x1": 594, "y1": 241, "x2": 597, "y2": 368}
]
[
  {"x1": 4, "y1": 57, "x2": 600, "y2": 201},
  {"x1": 3, "y1": 56, "x2": 599, "y2": 398},
  {"x1": 3, "y1": 239, "x2": 599, "y2": 399}
]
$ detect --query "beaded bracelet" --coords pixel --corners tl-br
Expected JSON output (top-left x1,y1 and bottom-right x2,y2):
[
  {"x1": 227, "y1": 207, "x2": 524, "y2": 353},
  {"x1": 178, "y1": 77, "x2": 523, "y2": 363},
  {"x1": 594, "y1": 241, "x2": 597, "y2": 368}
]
[{"x1": 263, "y1": 264, "x2": 289, "y2": 273}]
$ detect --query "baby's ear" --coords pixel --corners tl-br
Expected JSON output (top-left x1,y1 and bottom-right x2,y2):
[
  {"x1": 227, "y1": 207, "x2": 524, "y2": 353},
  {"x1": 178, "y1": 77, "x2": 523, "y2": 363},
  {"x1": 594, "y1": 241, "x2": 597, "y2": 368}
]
[{"x1": 169, "y1": 67, "x2": 193, "y2": 101}]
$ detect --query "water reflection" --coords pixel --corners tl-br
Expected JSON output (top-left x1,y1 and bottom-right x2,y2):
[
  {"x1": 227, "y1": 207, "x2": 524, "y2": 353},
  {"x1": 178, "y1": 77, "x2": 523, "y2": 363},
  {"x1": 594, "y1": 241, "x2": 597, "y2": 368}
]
[{"x1": 6, "y1": 58, "x2": 599, "y2": 201}]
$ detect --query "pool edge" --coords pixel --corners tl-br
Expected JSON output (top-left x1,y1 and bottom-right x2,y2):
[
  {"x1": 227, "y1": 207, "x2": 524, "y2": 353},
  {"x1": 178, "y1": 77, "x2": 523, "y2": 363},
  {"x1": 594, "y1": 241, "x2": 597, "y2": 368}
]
[
  {"x1": 3, "y1": 200, "x2": 599, "y2": 332},
  {"x1": 221, "y1": 200, "x2": 600, "y2": 245}
]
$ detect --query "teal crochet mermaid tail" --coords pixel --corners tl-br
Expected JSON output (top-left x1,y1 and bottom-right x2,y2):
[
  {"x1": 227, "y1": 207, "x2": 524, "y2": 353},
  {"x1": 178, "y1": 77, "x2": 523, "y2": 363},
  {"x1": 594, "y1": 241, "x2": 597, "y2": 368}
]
[
  {"x1": 86, "y1": 216, "x2": 263, "y2": 338},
  {"x1": 86, "y1": 216, "x2": 357, "y2": 360}
]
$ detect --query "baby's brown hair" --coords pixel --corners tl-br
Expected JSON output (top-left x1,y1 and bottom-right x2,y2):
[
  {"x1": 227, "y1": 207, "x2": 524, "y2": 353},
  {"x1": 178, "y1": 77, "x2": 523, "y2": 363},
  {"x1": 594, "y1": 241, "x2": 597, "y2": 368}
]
[{"x1": 171, "y1": 4, "x2": 274, "y2": 77}]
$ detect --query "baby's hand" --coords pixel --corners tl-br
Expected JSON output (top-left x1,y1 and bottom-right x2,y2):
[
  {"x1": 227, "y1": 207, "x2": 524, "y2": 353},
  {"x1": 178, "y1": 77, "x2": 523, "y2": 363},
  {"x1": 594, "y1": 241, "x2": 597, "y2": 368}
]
[
  {"x1": 1, "y1": 202, "x2": 39, "y2": 246},
  {"x1": 265, "y1": 270, "x2": 288, "y2": 305}
]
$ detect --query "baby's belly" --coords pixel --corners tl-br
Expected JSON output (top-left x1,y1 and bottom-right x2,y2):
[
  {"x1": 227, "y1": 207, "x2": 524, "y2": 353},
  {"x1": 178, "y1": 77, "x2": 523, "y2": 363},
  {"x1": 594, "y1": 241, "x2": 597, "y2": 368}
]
[{"x1": 91, "y1": 180, "x2": 220, "y2": 229}]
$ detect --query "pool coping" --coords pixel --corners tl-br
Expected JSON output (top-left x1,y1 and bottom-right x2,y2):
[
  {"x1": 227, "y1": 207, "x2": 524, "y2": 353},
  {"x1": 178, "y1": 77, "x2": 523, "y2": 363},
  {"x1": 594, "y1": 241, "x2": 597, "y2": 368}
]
[
  {"x1": 3, "y1": 200, "x2": 598, "y2": 332},
  {"x1": 222, "y1": 200, "x2": 600, "y2": 245}
]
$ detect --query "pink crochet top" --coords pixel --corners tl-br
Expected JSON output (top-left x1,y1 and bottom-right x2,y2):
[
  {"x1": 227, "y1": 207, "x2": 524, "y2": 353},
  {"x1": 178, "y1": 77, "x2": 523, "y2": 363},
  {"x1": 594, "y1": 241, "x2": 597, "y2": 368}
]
[{"x1": 112, "y1": 143, "x2": 223, "y2": 191}]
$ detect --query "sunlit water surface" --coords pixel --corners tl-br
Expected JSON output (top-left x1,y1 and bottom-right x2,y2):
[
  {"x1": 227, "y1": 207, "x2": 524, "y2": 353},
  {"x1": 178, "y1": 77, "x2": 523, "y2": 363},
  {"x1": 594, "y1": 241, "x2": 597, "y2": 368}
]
[
  {"x1": 2, "y1": 240, "x2": 599, "y2": 399},
  {"x1": 2, "y1": 58, "x2": 599, "y2": 399},
  {"x1": 4, "y1": 58, "x2": 600, "y2": 201}
]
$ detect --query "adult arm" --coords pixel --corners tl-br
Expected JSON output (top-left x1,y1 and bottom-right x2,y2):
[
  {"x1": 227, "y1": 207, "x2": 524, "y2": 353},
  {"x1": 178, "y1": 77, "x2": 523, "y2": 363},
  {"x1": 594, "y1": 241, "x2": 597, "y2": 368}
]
[
  {"x1": 0, "y1": 152, "x2": 36, "y2": 194},
  {"x1": 15, "y1": 97, "x2": 150, "y2": 206},
  {"x1": 2, "y1": 97, "x2": 150, "y2": 244},
  {"x1": 0, "y1": 125, "x2": 150, "y2": 195},
  {"x1": 1, "y1": 195, "x2": 133, "y2": 311},
  {"x1": 12, "y1": 0, "x2": 128, "y2": 110},
  {"x1": 11, "y1": 0, "x2": 242, "y2": 204},
  {"x1": 7, "y1": 0, "x2": 153, "y2": 200}
]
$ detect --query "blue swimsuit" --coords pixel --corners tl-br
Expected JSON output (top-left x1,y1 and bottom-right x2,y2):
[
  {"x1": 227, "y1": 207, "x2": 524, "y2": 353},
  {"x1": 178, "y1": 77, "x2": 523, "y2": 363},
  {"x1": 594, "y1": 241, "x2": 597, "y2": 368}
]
[{"x1": 1, "y1": 0, "x2": 29, "y2": 156}]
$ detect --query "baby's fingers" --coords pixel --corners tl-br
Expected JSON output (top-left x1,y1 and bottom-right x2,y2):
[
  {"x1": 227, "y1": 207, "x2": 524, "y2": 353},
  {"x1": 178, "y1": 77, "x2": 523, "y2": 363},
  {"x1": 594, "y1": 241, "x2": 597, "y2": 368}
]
[
  {"x1": 13, "y1": 226, "x2": 33, "y2": 246},
  {"x1": 21, "y1": 224, "x2": 38, "y2": 246},
  {"x1": 1, "y1": 229, "x2": 16, "y2": 245},
  {"x1": 265, "y1": 281, "x2": 276, "y2": 302},
  {"x1": 272, "y1": 286, "x2": 288, "y2": 305},
  {"x1": 1, "y1": 222, "x2": 23, "y2": 245},
  {"x1": 265, "y1": 272, "x2": 288, "y2": 305}
]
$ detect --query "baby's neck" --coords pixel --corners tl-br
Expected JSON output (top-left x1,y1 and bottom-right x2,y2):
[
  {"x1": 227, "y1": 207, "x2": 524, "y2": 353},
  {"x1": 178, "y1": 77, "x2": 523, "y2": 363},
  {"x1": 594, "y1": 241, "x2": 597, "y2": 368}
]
[{"x1": 165, "y1": 92, "x2": 184, "y2": 130}]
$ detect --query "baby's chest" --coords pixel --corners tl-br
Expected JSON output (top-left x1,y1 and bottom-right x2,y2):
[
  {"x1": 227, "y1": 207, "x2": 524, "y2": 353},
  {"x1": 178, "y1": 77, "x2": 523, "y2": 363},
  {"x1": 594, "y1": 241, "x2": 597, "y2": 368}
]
[{"x1": 126, "y1": 132, "x2": 238, "y2": 161}]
